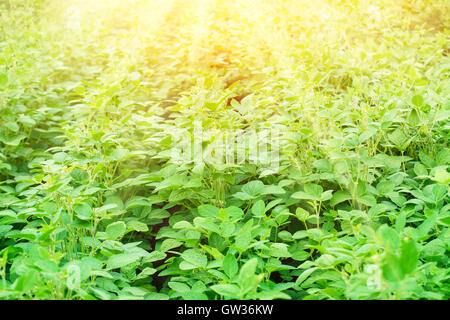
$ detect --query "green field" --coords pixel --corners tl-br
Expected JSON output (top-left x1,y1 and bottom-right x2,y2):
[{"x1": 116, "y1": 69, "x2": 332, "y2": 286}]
[{"x1": 0, "y1": 0, "x2": 449, "y2": 300}]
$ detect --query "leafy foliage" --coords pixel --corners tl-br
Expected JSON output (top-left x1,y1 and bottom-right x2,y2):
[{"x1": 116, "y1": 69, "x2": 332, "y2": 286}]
[{"x1": 0, "y1": 0, "x2": 449, "y2": 300}]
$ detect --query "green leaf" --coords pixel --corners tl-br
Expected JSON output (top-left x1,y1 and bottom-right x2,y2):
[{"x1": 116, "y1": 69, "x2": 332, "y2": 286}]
[
  {"x1": 261, "y1": 185, "x2": 285, "y2": 195},
  {"x1": 359, "y1": 129, "x2": 378, "y2": 143},
  {"x1": 0, "y1": 133, "x2": 26, "y2": 146},
  {"x1": 381, "y1": 252, "x2": 404, "y2": 282},
  {"x1": 107, "y1": 253, "x2": 143, "y2": 270},
  {"x1": 304, "y1": 184, "x2": 323, "y2": 198},
  {"x1": 179, "y1": 261, "x2": 197, "y2": 270},
  {"x1": 238, "y1": 258, "x2": 260, "y2": 295},
  {"x1": 181, "y1": 292, "x2": 208, "y2": 300},
  {"x1": 419, "y1": 151, "x2": 435, "y2": 168},
  {"x1": 169, "y1": 189, "x2": 192, "y2": 202},
  {"x1": 148, "y1": 209, "x2": 169, "y2": 220},
  {"x1": 18, "y1": 115, "x2": 36, "y2": 127},
  {"x1": 160, "y1": 239, "x2": 182, "y2": 252},
  {"x1": 134, "y1": 267, "x2": 157, "y2": 280},
  {"x1": 239, "y1": 258, "x2": 258, "y2": 283},
  {"x1": 225, "y1": 206, "x2": 244, "y2": 219},
  {"x1": 13, "y1": 269, "x2": 38, "y2": 292},
  {"x1": 414, "y1": 163, "x2": 428, "y2": 177},
  {"x1": 0, "y1": 72, "x2": 8, "y2": 87},
  {"x1": 143, "y1": 251, "x2": 166, "y2": 263},
  {"x1": 210, "y1": 284, "x2": 240, "y2": 297},
  {"x1": 106, "y1": 221, "x2": 126, "y2": 240},
  {"x1": 168, "y1": 281, "x2": 190, "y2": 293},
  {"x1": 233, "y1": 192, "x2": 255, "y2": 200},
  {"x1": 378, "y1": 225, "x2": 400, "y2": 250},
  {"x1": 97, "y1": 203, "x2": 119, "y2": 213},
  {"x1": 5, "y1": 122, "x2": 19, "y2": 132},
  {"x1": 198, "y1": 204, "x2": 220, "y2": 218},
  {"x1": 292, "y1": 191, "x2": 315, "y2": 201},
  {"x1": 320, "y1": 190, "x2": 333, "y2": 201},
  {"x1": 436, "y1": 149, "x2": 450, "y2": 166},
  {"x1": 330, "y1": 190, "x2": 351, "y2": 206},
  {"x1": 388, "y1": 129, "x2": 410, "y2": 151},
  {"x1": 295, "y1": 267, "x2": 318, "y2": 286},
  {"x1": 235, "y1": 231, "x2": 251, "y2": 252},
  {"x1": 418, "y1": 214, "x2": 437, "y2": 238},
  {"x1": 34, "y1": 260, "x2": 58, "y2": 273},
  {"x1": 292, "y1": 184, "x2": 324, "y2": 201},
  {"x1": 313, "y1": 159, "x2": 332, "y2": 172},
  {"x1": 173, "y1": 221, "x2": 194, "y2": 229},
  {"x1": 422, "y1": 239, "x2": 445, "y2": 258},
  {"x1": 432, "y1": 168, "x2": 450, "y2": 185},
  {"x1": 292, "y1": 250, "x2": 309, "y2": 261},
  {"x1": 295, "y1": 207, "x2": 310, "y2": 220},
  {"x1": 408, "y1": 109, "x2": 420, "y2": 126},
  {"x1": 242, "y1": 180, "x2": 265, "y2": 196},
  {"x1": 220, "y1": 221, "x2": 235, "y2": 237},
  {"x1": 292, "y1": 230, "x2": 309, "y2": 239},
  {"x1": 108, "y1": 148, "x2": 129, "y2": 161},
  {"x1": 74, "y1": 203, "x2": 92, "y2": 220},
  {"x1": 90, "y1": 287, "x2": 113, "y2": 300},
  {"x1": 222, "y1": 253, "x2": 238, "y2": 279},
  {"x1": 127, "y1": 220, "x2": 149, "y2": 232},
  {"x1": 423, "y1": 184, "x2": 447, "y2": 204},
  {"x1": 395, "y1": 211, "x2": 406, "y2": 232},
  {"x1": 399, "y1": 239, "x2": 418, "y2": 275},
  {"x1": 181, "y1": 249, "x2": 208, "y2": 268},
  {"x1": 251, "y1": 200, "x2": 265, "y2": 217},
  {"x1": 270, "y1": 243, "x2": 291, "y2": 258},
  {"x1": 144, "y1": 292, "x2": 169, "y2": 300},
  {"x1": 125, "y1": 197, "x2": 150, "y2": 209},
  {"x1": 376, "y1": 180, "x2": 395, "y2": 195},
  {"x1": 315, "y1": 254, "x2": 335, "y2": 267},
  {"x1": 356, "y1": 194, "x2": 376, "y2": 207},
  {"x1": 412, "y1": 94, "x2": 424, "y2": 107}
]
